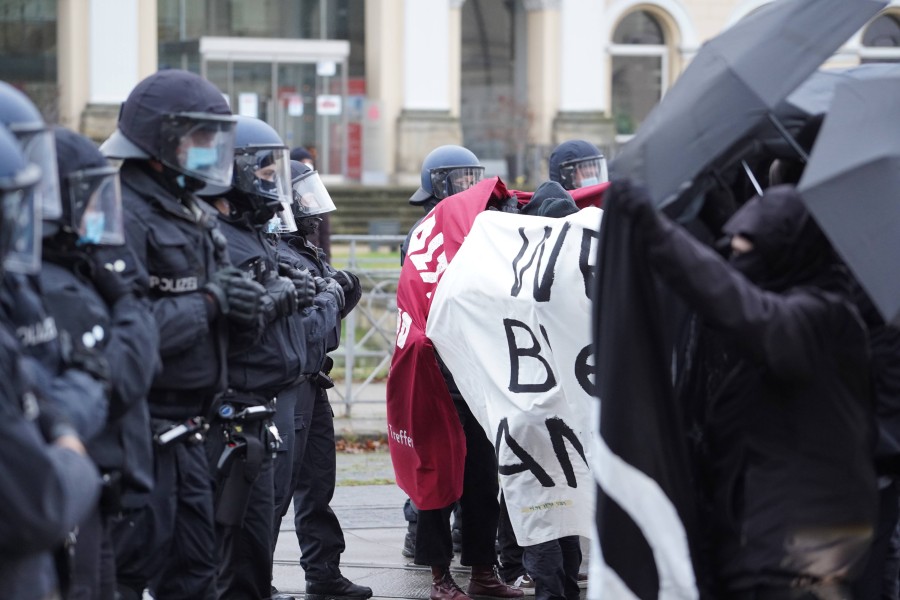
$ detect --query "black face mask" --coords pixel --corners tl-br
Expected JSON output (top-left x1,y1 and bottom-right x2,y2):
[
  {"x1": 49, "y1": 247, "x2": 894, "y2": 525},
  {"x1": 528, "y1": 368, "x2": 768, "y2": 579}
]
[
  {"x1": 296, "y1": 216, "x2": 321, "y2": 237},
  {"x1": 729, "y1": 250, "x2": 770, "y2": 287}
]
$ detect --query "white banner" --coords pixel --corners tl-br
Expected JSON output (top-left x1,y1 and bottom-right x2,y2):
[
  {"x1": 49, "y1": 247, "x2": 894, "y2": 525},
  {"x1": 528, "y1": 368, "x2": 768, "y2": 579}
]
[{"x1": 427, "y1": 207, "x2": 603, "y2": 546}]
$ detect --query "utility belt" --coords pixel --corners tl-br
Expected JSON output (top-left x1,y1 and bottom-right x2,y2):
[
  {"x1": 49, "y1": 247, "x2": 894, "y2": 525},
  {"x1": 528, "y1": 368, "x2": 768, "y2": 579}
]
[
  {"x1": 310, "y1": 356, "x2": 335, "y2": 389},
  {"x1": 211, "y1": 389, "x2": 278, "y2": 527},
  {"x1": 151, "y1": 416, "x2": 209, "y2": 447},
  {"x1": 148, "y1": 388, "x2": 209, "y2": 420}
]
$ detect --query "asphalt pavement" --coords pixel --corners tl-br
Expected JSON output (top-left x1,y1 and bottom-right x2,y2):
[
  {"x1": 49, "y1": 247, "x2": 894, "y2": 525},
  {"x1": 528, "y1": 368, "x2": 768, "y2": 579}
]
[{"x1": 269, "y1": 384, "x2": 590, "y2": 600}]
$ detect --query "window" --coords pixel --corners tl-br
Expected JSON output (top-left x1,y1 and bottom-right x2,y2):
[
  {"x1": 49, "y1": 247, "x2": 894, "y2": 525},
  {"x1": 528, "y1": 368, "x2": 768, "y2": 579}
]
[
  {"x1": 861, "y1": 13, "x2": 900, "y2": 63},
  {"x1": 609, "y1": 10, "x2": 668, "y2": 138},
  {"x1": 0, "y1": 0, "x2": 57, "y2": 120}
]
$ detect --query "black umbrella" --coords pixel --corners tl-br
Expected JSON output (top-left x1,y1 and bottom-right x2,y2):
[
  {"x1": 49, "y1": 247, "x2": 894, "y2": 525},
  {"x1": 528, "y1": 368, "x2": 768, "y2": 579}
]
[
  {"x1": 798, "y1": 77, "x2": 900, "y2": 326},
  {"x1": 609, "y1": 0, "x2": 887, "y2": 209}
]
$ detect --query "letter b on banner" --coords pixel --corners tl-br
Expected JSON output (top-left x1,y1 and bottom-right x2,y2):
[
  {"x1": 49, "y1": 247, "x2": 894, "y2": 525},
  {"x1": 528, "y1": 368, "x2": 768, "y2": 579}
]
[{"x1": 504, "y1": 318, "x2": 556, "y2": 393}]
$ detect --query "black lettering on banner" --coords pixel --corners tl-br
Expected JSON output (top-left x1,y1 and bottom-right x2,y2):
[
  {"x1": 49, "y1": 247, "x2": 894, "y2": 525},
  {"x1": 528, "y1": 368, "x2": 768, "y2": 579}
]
[
  {"x1": 510, "y1": 223, "x2": 571, "y2": 302},
  {"x1": 579, "y1": 228, "x2": 600, "y2": 299},
  {"x1": 546, "y1": 417, "x2": 587, "y2": 487},
  {"x1": 574, "y1": 343, "x2": 597, "y2": 397},
  {"x1": 495, "y1": 417, "x2": 555, "y2": 487},
  {"x1": 504, "y1": 318, "x2": 557, "y2": 393}
]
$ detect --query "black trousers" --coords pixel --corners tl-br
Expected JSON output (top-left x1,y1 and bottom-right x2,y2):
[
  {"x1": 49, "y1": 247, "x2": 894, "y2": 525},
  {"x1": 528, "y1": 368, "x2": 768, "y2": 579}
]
[
  {"x1": 207, "y1": 418, "x2": 274, "y2": 600},
  {"x1": 498, "y1": 493, "x2": 526, "y2": 583},
  {"x1": 414, "y1": 398, "x2": 499, "y2": 568},
  {"x1": 272, "y1": 382, "x2": 347, "y2": 582},
  {"x1": 522, "y1": 536, "x2": 581, "y2": 600},
  {"x1": 68, "y1": 505, "x2": 116, "y2": 600},
  {"x1": 112, "y1": 440, "x2": 217, "y2": 600}
]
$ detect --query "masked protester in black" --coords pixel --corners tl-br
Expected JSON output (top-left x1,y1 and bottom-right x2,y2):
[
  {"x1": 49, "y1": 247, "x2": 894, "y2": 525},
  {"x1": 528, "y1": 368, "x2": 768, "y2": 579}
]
[
  {"x1": 100, "y1": 69, "x2": 266, "y2": 600},
  {"x1": 0, "y1": 122, "x2": 102, "y2": 600},
  {"x1": 267, "y1": 159, "x2": 367, "y2": 600},
  {"x1": 35, "y1": 127, "x2": 161, "y2": 600},
  {"x1": 197, "y1": 115, "x2": 314, "y2": 600},
  {"x1": 605, "y1": 180, "x2": 877, "y2": 599}
]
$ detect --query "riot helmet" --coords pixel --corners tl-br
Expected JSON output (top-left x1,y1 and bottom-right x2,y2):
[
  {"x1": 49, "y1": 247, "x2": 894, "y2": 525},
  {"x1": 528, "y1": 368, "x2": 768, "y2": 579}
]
[
  {"x1": 0, "y1": 81, "x2": 62, "y2": 220},
  {"x1": 409, "y1": 145, "x2": 484, "y2": 205},
  {"x1": 0, "y1": 125, "x2": 42, "y2": 275},
  {"x1": 289, "y1": 159, "x2": 336, "y2": 236},
  {"x1": 223, "y1": 116, "x2": 295, "y2": 228},
  {"x1": 100, "y1": 70, "x2": 237, "y2": 194},
  {"x1": 50, "y1": 127, "x2": 124, "y2": 247},
  {"x1": 549, "y1": 140, "x2": 608, "y2": 190}
]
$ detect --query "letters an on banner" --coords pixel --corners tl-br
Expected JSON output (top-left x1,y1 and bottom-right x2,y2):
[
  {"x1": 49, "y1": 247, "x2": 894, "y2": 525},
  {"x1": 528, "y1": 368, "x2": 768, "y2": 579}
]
[{"x1": 427, "y1": 208, "x2": 602, "y2": 546}]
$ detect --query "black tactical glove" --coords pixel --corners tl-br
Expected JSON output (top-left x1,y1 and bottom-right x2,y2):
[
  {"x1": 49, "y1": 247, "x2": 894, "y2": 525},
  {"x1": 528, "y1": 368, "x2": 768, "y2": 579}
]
[
  {"x1": 205, "y1": 266, "x2": 266, "y2": 325},
  {"x1": 278, "y1": 263, "x2": 316, "y2": 310},
  {"x1": 58, "y1": 329, "x2": 111, "y2": 386},
  {"x1": 330, "y1": 269, "x2": 360, "y2": 298},
  {"x1": 264, "y1": 275, "x2": 299, "y2": 320},
  {"x1": 86, "y1": 247, "x2": 134, "y2": 305},
  {"x1": 315, "y1": 276, "x2": 345, "y2": 312}
]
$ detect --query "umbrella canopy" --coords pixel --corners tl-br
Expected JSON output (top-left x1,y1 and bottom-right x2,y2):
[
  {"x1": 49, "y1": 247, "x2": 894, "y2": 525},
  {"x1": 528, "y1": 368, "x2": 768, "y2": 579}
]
[
  {"x1": 609, "y1": 0, "x2": 887, "y2": 209},
  {"x1": 783, "y1": 63, "x2": 900, "y2": 122},
  {"x1": 798, "y1": 77, "x2": 900, "y2": 326}
]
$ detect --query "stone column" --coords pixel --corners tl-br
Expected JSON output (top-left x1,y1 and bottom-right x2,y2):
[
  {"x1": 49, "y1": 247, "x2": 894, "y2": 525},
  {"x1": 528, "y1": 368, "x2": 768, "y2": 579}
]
[
  {"x1": 57, "y1": 0, "x2": 90, "y2": 131},
  {"x1": 395, "y1": 0, "x2": 463, "y2": 186},
  {"x1": 553, "y1": 0, "x2": 616, "y2": 152},
  {"x1": 523, "y1": 0, "x2": 561, "y2": 149},
  {"x1": 73, "y1": 0, "x2": 157, "y2": 141},
  {"x1": 364, "y1": 0, "x2": 404, "y2": 183}
]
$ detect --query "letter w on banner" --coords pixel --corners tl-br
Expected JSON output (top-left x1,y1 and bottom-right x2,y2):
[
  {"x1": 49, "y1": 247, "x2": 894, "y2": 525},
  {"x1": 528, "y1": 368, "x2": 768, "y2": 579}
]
[{"x1": 387, "y1": 177, "x2": 604, "y2": 510}]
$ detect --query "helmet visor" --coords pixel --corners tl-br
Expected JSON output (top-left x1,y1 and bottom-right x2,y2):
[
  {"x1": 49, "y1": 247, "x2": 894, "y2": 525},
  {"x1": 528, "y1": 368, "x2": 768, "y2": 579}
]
[
  {"x1": 14, "y1": 126, "x2": 62, "y2": 220},
  {"x1": 68, "y1": 166, "x2": 125, "y2": 246},
  {"x1": 559, "y1": 156, "x2": 608, "y2": 189},
  {"x1": 265, "y1": 203, "x2": 298, "y2": 233},
  {"x1": 234, "y1": 146, "x2": 293, "y2": 204},
  {"x1": 159, "y1": 113, "x2": 237, "y2": 188},
  {"x1": 292, "y1": 169, "x2": 336, "y2": 217},
  {"x1": 431, "y1": 166, "x2": 485, "y2": 199},
  {"x1": 3, "y1": 168, "x2": 42, "y2": 274}
]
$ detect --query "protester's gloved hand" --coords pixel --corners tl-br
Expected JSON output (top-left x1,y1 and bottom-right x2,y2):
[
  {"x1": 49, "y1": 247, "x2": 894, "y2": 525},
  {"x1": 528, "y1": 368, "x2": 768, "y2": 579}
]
[
  {"x1": 315, "y1": 276, "x2": 345, "y2": 312},
  {"x1": 606, "y1": 179, "x2": 657, "y2": 224},
  {"x1": 264, "y1": 275, "x2": 299, "y2": 319},
  {"x1": 330, "y1": 269, "x2": 360, "y2": 298},
  {"x1": 278, "y1": 263, "x2": 316, "y2": 310}
]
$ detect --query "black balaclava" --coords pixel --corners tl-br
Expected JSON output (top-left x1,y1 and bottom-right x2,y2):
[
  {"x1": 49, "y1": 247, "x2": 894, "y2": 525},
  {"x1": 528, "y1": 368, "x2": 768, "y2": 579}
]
[{"x1": 723, "y1": 184, "x2": 834, "y2": 292}]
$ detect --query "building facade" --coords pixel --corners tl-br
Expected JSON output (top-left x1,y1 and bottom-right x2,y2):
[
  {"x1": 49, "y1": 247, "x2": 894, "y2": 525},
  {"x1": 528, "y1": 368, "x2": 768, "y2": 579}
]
[{"x1": 1, "y1": 0, "x2": 899, "y2": 186}]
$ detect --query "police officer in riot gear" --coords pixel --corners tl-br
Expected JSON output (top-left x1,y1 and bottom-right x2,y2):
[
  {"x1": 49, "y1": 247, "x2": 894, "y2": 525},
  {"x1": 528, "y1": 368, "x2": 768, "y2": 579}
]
[
  {"x1": 548, "y1": 140, "x2": 608, "y2": 191},
  {"x1": 101, "y1": 69, "x2": 265, "y2": 600},
  {"x1": 0, "y1": 122, "x2": 103, "y2": 600},
  {"x1": 401, "y1": 145, "x2": 485, "y2": 265},
  {"x1": 200, "y1": 115, "x2": 316, "y2": 599},
  {"x1": 39, "y1": 126, "x2": 160, "y2": 600},
  {"x1": 0, "y1": 81, "x2": 63, "y2": 225},
  {"x1": 268, "y1": 160, "x2": 366, "y2": 600}
]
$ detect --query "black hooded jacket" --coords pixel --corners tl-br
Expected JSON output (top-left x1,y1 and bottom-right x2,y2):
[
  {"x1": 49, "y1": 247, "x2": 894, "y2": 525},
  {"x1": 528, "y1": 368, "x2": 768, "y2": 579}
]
[{"x1": 615, "y1": 184, "x2": 877, "y2": 592}]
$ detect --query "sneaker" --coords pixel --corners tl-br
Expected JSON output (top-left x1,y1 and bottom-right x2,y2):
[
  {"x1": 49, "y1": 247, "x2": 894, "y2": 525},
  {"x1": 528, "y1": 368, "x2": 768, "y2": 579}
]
[
  {"x1": 432, "y1": 571, "x2": 472, "y2": 600},
  {"x1": 402, "y1": 531, "x2": 415, "y2": 558},
  {"x1": 511, "y1": 575, "x2": 535, "y2": 597},
  {"x1": 305, "y1": 576, "x2": 373, "y2": 599}
]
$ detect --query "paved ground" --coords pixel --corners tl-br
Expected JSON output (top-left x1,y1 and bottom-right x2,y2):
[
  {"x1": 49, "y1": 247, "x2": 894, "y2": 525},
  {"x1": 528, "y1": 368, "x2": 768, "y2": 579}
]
[{"x1": 269, "y1": 386, "x2": 590, "y2": 599}]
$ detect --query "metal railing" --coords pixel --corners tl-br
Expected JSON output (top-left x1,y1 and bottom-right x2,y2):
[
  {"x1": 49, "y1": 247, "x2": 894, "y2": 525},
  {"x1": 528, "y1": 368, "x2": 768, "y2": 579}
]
[{"x1": 328, "y1": 234, "x2": 406, "y2": 416}]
